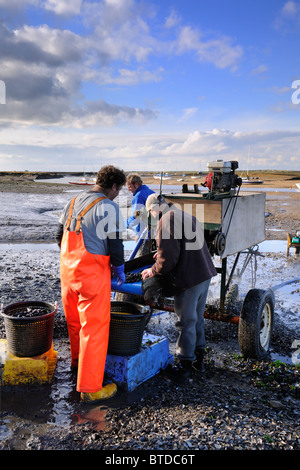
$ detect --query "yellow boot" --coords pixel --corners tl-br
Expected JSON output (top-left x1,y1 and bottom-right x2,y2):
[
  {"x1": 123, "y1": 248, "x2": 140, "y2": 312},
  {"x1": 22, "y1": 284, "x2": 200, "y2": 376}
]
[{"x1": 80, "y1": 383, "x2": 117, "y2": 404}]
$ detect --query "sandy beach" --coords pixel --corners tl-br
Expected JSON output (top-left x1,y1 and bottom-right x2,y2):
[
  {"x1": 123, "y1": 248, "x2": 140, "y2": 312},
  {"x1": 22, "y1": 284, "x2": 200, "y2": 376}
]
[{"x1": 0, "y1": 171, "x2": 299, "y2": 451}]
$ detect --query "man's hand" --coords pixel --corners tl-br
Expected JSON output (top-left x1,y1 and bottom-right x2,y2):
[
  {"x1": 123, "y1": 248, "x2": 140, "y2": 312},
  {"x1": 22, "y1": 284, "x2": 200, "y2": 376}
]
[
  {"x1": 141, "y1": 267, "x2": 153, "y2": 280},
  {"x1": 111, "y1": 264, "x2": 126, "y2": 285}
]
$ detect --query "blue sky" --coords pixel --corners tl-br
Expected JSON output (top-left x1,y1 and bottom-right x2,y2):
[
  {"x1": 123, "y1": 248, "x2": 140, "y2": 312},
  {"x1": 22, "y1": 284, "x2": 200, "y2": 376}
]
[{"x1": 0, "y1": 0, "x2": 299, "y2": 172}]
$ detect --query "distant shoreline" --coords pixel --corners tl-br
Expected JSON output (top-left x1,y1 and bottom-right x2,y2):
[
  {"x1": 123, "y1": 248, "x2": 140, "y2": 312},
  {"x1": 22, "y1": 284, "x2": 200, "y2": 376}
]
[
  {"x1": 0, "y1": 170, "x2": 300, "y2": 194},
  {"x1": 0, "y1": 169, "x2": 299, "y2": 241},
  {"x1": 0, "y1": 169, "x2": 299, "y2": 177},
  {"x1": 0, "y1": 169, "x2": 299, "y2": 190}
]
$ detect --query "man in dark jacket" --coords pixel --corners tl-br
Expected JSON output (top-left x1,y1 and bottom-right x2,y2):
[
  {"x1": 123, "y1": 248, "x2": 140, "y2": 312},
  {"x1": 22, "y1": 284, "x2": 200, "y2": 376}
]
[{"x1": 142, "y1": 193, "x2": 217, "y2": 384}]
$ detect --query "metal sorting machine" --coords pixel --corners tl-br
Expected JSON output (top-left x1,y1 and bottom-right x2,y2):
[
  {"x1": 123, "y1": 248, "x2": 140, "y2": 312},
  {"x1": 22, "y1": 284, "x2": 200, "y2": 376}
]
[{"x1": 111, "y1": 161, "x2": 275, "y2": 361}]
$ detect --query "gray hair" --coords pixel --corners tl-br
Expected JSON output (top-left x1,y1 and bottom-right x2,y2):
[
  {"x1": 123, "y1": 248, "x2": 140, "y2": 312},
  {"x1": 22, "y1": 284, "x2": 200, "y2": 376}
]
[{"x1": 145, "y1": 193, "x2": 167, "y2": 212}]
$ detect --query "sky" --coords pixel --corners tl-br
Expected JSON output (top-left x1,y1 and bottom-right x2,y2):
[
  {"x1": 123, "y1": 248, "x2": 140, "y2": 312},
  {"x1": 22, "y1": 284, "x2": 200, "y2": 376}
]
[{"x1": 0, "y1": 0, "x2": 300, "y2": 173}]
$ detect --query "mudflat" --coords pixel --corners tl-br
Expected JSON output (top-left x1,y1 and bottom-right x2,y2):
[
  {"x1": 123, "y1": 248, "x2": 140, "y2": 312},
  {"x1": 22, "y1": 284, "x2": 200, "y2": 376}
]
[{"x1": 0, "y1": 171, "x2": 299, "y2": 240}]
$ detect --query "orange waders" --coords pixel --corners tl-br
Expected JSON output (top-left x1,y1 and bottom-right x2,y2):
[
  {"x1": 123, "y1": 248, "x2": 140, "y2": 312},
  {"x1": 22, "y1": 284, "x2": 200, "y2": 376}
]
[{"x1": 60, "y1": 196, "x2": 111, "y2": 393}]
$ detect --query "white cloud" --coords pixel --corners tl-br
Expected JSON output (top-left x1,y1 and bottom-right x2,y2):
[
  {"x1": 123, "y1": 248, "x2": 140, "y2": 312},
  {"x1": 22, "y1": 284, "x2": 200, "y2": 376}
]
[
  {"x1": 0, "y1": 14, "x2": 157, "y2": 126},
  {"x1": 270, "y1": 86, "x2": 291, "y2": 94},
  {"x1": 83, "y1": 3, "x2": 243, "y2": 69},
  {"x1": 159, "y1": 128, "x2": 300, "y2": 170},
  {"x1": 0, "y1": 0, "x2": 245, "y2": 129},
  {"x1": 85, "y1": 2, "x2": 159, "y2": 64},
  {"x1": 176, "y1": 26, "x2": 200, "y2": 54},
  {"x1": 42, "y1": 0, "x2": 82, "y2": 16},
  {"x1": 96, "y1": 67, "x2": 164, "y2": 86},
  {"x1": 282, "y1": 1, "x2": 300, "y2": 17},
  {"x1": 176, "y1": 25, "x2": 243, "y2": 70},
  {"x1": 68, "y1": 99, "x2": 157, "y2": 128},
  {"x1": 14, "y1": 24, "x2": 84, "y2": 62},
  {"x1": 251, "y1": 64, "x2": 268, "y2": 76},
  {"x1": 177, "y1": 108, "x2": 198, "y2": 123},
  {"x1": 164, "y1": 10, "x2": 181, "y2": 29},
  {"x1": 1, "y1": 127, "x2": 299, "y2": 172},
  {"x1": 0, "y1": 0, "x2": 39, "y2": 11},
  {"x1": 274, "y1": 1, "x2": 300, "y2": 30}
]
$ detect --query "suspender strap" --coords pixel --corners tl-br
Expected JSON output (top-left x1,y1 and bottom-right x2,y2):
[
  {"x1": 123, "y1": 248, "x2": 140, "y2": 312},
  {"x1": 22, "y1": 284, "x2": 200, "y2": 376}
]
[
  {"x1": 65, "y1": 196, "x2": 77, "y2": 230},
  {"x1": 75, "y1": 196, "x2": 107, "y2": 233},
  {"x1": 65, "y1": 196, "x2": 108, "y2": 233}
]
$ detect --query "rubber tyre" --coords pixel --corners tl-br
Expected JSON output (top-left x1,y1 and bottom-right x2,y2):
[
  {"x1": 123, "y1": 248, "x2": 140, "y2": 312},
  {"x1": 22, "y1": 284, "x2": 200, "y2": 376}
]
[{"x1": 238, "y1": 288, "x2": 275, "y2": 360}]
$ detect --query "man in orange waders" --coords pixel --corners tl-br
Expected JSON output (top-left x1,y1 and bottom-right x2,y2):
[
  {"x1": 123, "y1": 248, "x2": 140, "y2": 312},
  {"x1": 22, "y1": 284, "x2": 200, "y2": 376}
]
[{"x1": 56, "y1": 166, "x2": 126, "y2": 404}]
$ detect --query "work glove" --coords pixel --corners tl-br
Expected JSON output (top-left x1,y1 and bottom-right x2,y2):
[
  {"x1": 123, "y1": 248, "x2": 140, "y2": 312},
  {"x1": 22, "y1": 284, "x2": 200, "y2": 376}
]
[{"x1": 111, "y1": 264, "x2": 126, "y2": 286}]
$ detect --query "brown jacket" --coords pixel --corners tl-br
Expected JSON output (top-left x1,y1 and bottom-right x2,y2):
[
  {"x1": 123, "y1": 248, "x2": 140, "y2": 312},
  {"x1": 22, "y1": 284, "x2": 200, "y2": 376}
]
[{"x1": 151, "y1": 204, "x2": 217, "y2": 290}]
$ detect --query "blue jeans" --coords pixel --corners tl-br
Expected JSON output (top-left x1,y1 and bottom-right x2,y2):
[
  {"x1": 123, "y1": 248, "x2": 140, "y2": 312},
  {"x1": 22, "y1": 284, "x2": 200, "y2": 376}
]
[{"x1": 174, "y1": 279, "x2": 211, "y2": 362}]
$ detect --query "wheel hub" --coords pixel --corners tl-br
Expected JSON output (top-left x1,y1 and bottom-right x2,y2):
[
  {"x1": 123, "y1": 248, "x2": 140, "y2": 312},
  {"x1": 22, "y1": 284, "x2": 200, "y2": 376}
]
[{"x1": 260, "y1": 303, "x2": 272, "y2": 349}]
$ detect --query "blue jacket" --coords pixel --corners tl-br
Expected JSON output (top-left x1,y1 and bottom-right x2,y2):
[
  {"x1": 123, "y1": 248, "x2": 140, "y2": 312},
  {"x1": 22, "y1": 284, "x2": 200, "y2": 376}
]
[{"x1": 126, "y1": 184, "x2": 154, "y2": 235}]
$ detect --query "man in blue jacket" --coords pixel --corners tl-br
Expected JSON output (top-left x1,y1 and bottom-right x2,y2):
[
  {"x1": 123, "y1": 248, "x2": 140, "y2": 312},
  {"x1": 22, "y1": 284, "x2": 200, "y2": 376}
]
[{"x1": 126, "y1": 173, "x2": 154, "y2": 238}]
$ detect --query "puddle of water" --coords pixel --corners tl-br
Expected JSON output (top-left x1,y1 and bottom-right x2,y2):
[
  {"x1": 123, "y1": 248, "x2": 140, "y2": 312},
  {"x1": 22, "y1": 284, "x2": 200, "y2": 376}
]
[
  {"x1": 0, "y1": 339, "x2": 94, "y2": 449},
  {"x1": 0, "y1": 239, "x2": 288, "y2": 254},
  {"x1": 0, "y1": 340, "x2": 79, "y2": 429},
  {"x1": 0, "y1": 240, "x2": 137, "y2": 252},
  {"x1": 71, "y1": 405, "x2": 111, "y2": 431},
  {"x1": 258, "y1": 239, "x2": 287, "y2": 253},
  {"x1": 270, "y1": 352, "x2": 294, "y2": 365},
  {"x1": 0, "y1": 418, "x2": 12, "y2": 440},
  {"x1": 0, "y1": 338, "x2": 149, "y2": 447},
  {"x1": 241, "y1": 187, "x2": 297, "y2": 193},
  {"x1": 36, "y1": 178, "x2": 298, "y2": 193},
  {"x1": 0, "y1": 243, "x2": 58, "y2": 251}
]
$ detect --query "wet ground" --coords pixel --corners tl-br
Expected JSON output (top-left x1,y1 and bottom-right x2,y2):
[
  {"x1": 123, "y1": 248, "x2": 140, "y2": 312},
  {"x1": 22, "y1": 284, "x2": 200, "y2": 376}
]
[
  {"x1": 1, "y1": 328, "x2": 299, "y2": 451},
  {"x1": 0, "y1": 339, "x2": 123, "y2": 446}
]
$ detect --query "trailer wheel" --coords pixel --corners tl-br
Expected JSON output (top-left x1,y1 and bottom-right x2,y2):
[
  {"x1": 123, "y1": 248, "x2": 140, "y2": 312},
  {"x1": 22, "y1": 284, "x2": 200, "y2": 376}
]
[{"x1": 238, "y1": 288, "x2": 275, "y2": 360}]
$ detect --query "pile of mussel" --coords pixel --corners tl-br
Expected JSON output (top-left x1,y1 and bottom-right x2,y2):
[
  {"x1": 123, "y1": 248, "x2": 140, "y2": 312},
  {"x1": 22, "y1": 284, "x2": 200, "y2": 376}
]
[
  {"x1": 6, "y1": 305, "x2": 50, "y2": 318},
  {"x1": 125, "y1": 271, "x2": 142, "y2": 283}
]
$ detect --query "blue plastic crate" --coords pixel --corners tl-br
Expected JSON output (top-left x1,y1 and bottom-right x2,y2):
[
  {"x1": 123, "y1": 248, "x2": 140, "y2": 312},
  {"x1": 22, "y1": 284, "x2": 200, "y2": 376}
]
[{"x1": 105, "y1": 333, "x2": 173, "y2": 391}]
